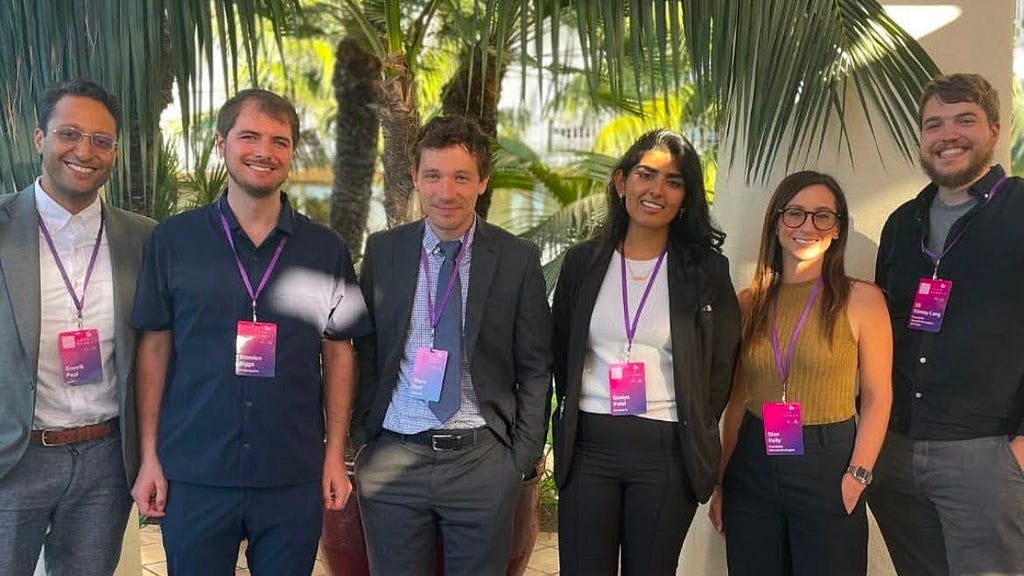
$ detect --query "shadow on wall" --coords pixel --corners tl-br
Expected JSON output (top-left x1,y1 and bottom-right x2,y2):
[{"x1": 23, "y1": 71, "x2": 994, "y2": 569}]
[{"x1": 845, "y1": 224, "x2": 881, "y2": 283}]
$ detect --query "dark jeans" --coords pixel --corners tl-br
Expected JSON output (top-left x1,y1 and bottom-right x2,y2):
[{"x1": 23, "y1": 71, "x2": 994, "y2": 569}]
[
  {"x1": 161, "y1": 480, "x2": 323, "y2": 576},
  {"x1": 558, "y1": 412, "x2": 697, "y2": 576},
  {"x1": 868, "y1": 431, "x2": 1024, "y2": 576},
  {"x1": 723, "y1": 413, "x2": 866, "y2": 576}
]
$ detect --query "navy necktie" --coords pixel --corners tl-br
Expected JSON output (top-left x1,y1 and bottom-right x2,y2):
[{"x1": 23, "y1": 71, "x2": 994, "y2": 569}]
[{"x1": 430, "y1": 240, "x2": 462, "y2": 422}]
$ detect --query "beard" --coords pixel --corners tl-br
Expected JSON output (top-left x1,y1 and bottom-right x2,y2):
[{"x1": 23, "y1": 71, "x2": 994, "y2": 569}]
[{"x1": 919, "y1": 142, "x2": 994, "y2": 190}]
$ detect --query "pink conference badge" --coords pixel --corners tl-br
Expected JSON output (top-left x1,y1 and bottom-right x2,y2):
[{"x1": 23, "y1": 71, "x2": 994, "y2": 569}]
[
  {"x1": 908, "y1": 278, "x2": 953, "y2": 333},
  {"x1": 58, "y1": 329, "x2": 103, "y2": 386},
  {"x1": 410, "y1": 347, "x2": 448, "y2": 401},
  {"x1": 235, "y1": 321, "x2": 277, "y2": 377},
  {"x1": 608, "y1": 361, "x2": 647, "y2": 416},
  {"x1": 762, "y1": 402, "x2": 804, "y2": 455}
]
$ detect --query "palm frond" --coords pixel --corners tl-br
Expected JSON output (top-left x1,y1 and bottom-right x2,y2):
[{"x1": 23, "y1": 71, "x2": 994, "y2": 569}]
[
  {"x1": 0, "y1": 0, "x2": 300, "y2": 212},
  {"x1": 683, "y1": 0, "x2": 937, "y2": 182}
]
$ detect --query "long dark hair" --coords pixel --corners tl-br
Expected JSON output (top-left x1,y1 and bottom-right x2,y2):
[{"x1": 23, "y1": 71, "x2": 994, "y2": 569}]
[
  {"x1": 743, "y1": 170, "x2": 851, "y2": 349},
  {"x1": 597, "y1": 129, "x2": 725, "y2": 264}
]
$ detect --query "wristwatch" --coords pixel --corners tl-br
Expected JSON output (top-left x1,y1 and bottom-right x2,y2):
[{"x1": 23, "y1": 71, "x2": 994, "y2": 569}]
[{"x1": 846, "y1": 465, "x2": 873, "y2": 486}]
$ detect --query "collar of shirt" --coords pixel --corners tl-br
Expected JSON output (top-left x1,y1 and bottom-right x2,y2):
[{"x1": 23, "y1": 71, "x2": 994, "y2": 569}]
[
  {"x1": 34, "y1": 178, "x2": 102, "y2": 237},
  {"x1": 216, "y1": 190, "x2": 296, "y2": 239},
  {"x1": 421, "y1": 216, "x2": 477, "y2": 256},
  {"x1": 915, "y1": 164, "x2": 1007, "y2": 214}
]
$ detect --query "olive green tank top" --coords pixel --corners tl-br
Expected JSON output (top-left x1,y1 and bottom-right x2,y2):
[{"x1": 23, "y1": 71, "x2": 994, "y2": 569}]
[{"x1": 742, "y1": 279, "x2": 858, "y2": 425}]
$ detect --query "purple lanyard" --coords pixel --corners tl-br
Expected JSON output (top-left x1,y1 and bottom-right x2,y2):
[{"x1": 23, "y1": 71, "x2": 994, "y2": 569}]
[
  {"x1": 37, "y1": 207, "x2": 105, "y2": 329},
  {"x1": 216, "y1": 202, "x2": 287, "y2": 321},
  {"x1": 619, "y1": 247, "x2": 667, "y2": 359},
  {"x1": 420, "y1": 228, "x2": 472, "y2": 340},
  {"x1": 771, "y1": 278, "x2": 823, "y2": 402},
  {"x1": 920, "y1": 176, "x2": 1007, "y2": 279}
]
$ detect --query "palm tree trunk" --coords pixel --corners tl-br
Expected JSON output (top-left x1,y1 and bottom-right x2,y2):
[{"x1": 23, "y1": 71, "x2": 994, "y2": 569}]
[
  {"x1": 379, "y1": 53, "x2": 419, "y2": 227},
  {"x1": 126, "y1": 15, "x2": 176, "y2": 217},
  {"x1": 441, "y1": 44, "x2": 508, "y2": 221},
  {"x1": 331, "y1": 38, "x2": 382, "y2": 251}
]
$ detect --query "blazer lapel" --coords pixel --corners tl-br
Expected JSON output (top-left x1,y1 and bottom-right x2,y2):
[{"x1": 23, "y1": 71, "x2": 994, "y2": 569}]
[
  {"x1": 463, "y1": 221, "x2": 497, "y2": 362},
  {"x1": 565, "y1": 243, "x2": 613, "y2": 406},
  {"x1": 103, "y1": 206, "x2": 138, "y2": 393},
  {"x1": 667, "y1": 250, "x2": 701, "y2": 414},
  {"x1": 0, "y1": 187, "x2": 42, "y2": 374},
  {"x1": 387, "y1": 222, "x2": 423, "y2": 365}
]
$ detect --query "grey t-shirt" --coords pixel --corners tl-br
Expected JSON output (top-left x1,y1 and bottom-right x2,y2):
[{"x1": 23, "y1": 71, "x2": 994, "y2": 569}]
[{"x1": 928, "y1": 195, "x2": 977, "y2": 254}]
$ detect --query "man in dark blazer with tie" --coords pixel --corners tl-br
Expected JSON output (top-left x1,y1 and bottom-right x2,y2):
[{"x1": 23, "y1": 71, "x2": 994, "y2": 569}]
[
  {"x1": 0, "y1": 79, "x2": 154, "y2": 575},
  {"x1": 352, "y1": 115, "x2": 552, "y2": 576}
]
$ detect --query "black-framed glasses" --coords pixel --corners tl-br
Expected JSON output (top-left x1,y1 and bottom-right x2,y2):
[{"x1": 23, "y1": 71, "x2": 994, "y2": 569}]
[
  {"x1": 777, "y1": 207, "x2": 841, "y2": 231},
  {"x1": 49, "y1": 127, "x2": 118, "y2": 151}
]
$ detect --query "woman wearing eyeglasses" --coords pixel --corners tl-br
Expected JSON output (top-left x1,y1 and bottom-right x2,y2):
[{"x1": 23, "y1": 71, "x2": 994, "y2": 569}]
[{"x1": 707, "y1": 171, "x2": 892, "y2": 575}]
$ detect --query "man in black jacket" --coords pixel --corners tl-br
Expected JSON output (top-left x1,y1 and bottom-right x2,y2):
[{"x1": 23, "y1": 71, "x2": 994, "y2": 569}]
[
  {"x1": 351, "y1": 116, "x2": 552, "y2": 576},
  {"x1": 870, "y1": 73, "x2": 1024, "y2": 576}
]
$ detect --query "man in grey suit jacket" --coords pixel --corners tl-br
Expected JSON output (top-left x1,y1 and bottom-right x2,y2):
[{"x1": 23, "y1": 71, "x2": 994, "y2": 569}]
[
  {"x1": 351, "y1": 116, "x2": 552, "y2": 576},
  {"x1": 0, "y1": 79, "x2": 154, "y2": 575}
]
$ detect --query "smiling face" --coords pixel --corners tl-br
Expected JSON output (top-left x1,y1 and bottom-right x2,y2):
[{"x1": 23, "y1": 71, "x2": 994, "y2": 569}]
[
  {"x1": 776, "y1": 184, "x2": 840, "y2": 269},
  {"x1": 919, "y1": 97, "x2": 999, "y2": 190},
  {"x1": 414, "y1": 144, "x2": 488, "y2": 240},
  {"x1": 217, "y1": 102, "x2": 294, "y2": 199},
  {"x1": 34, "y1": 95, "x2": 117, "y2": 212},
  {"x1": 614, "y1": 149, "x2": 686, "y2": 236}
]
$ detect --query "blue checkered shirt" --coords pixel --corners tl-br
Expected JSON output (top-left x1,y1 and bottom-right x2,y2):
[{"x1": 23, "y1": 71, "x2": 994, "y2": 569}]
[{"x1": 382, "y1": 220, "x2": 487, "y2": 433}]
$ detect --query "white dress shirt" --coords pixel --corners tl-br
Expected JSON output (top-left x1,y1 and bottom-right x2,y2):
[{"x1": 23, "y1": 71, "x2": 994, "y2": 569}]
[{"x1": 33, "y1": 181, "x2": 119, "y2": 429}]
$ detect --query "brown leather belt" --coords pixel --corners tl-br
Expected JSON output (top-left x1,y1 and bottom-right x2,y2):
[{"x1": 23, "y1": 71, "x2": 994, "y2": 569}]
[{"x1": 30, "y1": 419, "x2": 116, "y2": 446}]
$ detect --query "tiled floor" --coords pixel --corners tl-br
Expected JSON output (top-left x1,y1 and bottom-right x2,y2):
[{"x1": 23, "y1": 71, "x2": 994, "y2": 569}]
[{"x1": 139, "y1": 524, "x2": 560, "y2": 576}]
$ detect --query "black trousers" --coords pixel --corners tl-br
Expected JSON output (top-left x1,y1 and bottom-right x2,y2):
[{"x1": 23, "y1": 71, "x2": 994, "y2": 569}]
[
  {"x1": 558, "y1": 412, "x2": 697, "y2": 576},
  {"x1": 723, "y1": 413, "x2": 866, "y2": 576}
]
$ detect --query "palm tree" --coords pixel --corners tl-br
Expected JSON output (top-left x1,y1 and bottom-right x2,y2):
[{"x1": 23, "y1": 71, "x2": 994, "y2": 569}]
[
  {"x1": 328, "y1": 0, "x2": 936, "y2": 221},
  {"x1": 0, "y1": 0, "x2": 300, "y2": 215},
  {"x1": 332, "y1": 37, "x2": 383, "y2": 251}
]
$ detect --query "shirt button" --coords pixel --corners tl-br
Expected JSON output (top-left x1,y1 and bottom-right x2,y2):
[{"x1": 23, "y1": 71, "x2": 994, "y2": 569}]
[
  {"x1": 919, "y1": 357, "x2": 927, "y2": 364},
  {"x1": 245, "y1": 401, "x2": 253, "y2": 409},
  {"x1": 243, "y1": 443, "x2": 251, "y2": 450},
  {"x1": 914, "y1": 392, "x2": 923, "y2": 399}
]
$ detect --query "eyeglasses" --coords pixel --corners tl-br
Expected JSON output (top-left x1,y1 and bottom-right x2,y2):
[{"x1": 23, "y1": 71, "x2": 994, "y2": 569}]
[
  {"x1": 49, "y1": 127, "x2": 118, "y2": 151},
  {"x1": 777, "y1": 207, "x2": 841, "y2": 231}
]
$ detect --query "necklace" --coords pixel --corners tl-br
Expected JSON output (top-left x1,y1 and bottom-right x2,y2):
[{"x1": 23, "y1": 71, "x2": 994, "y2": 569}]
[{"x1": 624, "y1": 258, "x2": 654, "y2": 281}]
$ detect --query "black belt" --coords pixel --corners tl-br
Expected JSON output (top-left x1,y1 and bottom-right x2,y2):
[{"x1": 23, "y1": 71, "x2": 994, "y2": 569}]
[{"x1": 386, "y1": 427, "x2": 491, "y2": 451}]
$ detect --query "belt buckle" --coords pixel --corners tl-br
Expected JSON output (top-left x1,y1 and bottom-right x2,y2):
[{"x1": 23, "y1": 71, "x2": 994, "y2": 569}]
[
  {"x1": 40, "y1": 430, "x2": 59, "y2": 447},
  {"x1": 430, "y1": 434, "x2": 457, "y2": 452}
]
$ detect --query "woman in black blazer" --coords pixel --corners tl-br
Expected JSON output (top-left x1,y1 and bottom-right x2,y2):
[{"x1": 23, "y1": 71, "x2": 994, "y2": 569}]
[{"x1": 551, "y1": 129, "x2": 741, "y2": 575}]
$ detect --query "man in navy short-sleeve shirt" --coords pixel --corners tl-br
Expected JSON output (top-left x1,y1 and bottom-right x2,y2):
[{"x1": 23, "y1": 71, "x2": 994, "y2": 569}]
[{"x1": 131, "y1": 89, "x2": 370, "y2": 575}]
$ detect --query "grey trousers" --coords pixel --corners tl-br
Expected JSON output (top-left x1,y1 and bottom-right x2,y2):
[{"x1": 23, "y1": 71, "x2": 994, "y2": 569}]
[
  {"x1": 0, "y1": 433, "x2": 132, "y2": 576},
  {"x1": 868, "y1": 431, "x2": 1024, "y2": 576},
  {"x1": 355, "y1": 430, "x2": 521, "y2": 576}
]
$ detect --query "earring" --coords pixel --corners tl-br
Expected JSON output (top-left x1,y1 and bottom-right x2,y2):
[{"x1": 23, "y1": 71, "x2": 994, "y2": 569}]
[{"x1": 677, "y1": 209, "x2": 685, "y2": 219}]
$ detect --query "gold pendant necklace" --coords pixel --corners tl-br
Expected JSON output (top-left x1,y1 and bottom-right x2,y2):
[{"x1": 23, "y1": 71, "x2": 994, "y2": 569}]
[{"x1": 625, "y1": 258, "x2": 653, "y2": 281}]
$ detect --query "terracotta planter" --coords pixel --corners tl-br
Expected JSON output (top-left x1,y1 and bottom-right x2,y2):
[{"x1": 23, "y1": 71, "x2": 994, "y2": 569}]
[
  {"x1": 505, "y1": 459, "x2": 543, "y2": 576},
  {"x1": 320, "y1": 458, "x2": 544, "y2": 575},
  {"x1": 319, "y1": 462, "x2": 369, "y2": 575}
]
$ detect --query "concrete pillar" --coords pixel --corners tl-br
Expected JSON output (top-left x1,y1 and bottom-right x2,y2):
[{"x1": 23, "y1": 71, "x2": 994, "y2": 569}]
[{"x1": 681, "y1": 2, "x2": 1014, "y2": 574}]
